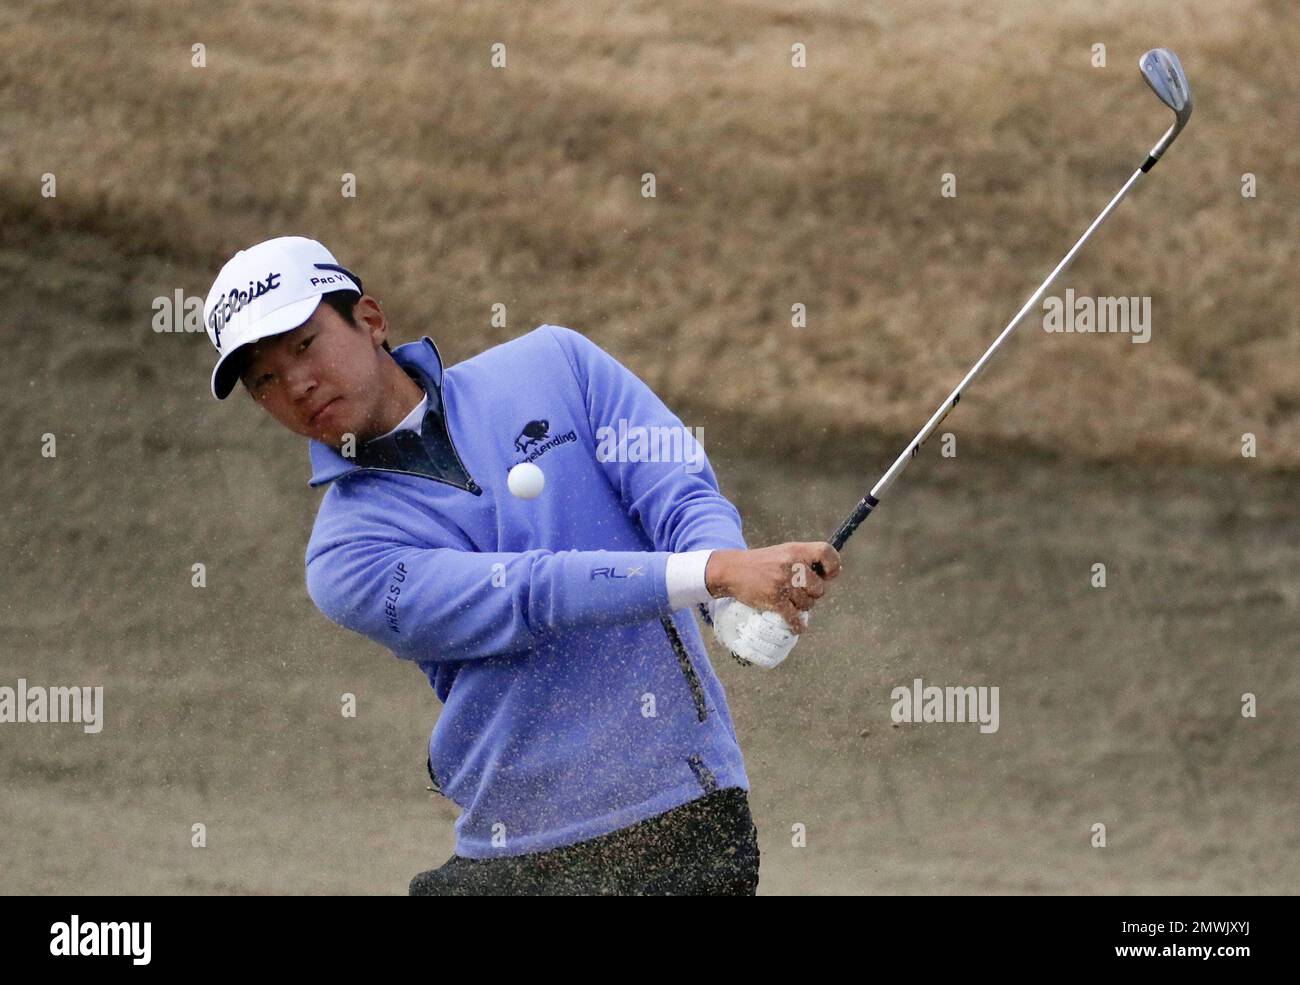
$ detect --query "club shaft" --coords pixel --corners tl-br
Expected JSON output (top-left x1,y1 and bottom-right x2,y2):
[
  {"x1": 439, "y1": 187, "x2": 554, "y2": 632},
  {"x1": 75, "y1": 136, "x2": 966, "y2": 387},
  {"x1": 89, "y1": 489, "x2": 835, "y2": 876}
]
[{"x1": 825, "y1": 164, "x2": 1148, "y2": 553}]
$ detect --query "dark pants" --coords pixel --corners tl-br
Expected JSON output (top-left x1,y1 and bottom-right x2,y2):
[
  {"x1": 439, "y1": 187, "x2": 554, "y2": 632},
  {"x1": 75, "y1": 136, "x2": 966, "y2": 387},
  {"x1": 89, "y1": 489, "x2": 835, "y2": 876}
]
[{"x1": 409, "y1": 787, "x2": 760, "y2": 896}]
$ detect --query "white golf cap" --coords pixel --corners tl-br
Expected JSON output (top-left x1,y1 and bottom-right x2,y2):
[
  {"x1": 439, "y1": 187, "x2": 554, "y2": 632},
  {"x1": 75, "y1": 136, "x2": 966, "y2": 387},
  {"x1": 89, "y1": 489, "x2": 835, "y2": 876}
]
[{"x1": 204, "y1": 236, "x2": 363, "y2": 399}]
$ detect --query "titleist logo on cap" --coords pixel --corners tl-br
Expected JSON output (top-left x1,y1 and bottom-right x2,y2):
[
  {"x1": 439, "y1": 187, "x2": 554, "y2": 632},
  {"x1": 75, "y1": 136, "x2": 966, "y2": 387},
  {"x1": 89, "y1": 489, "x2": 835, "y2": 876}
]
[{"x1": 208, "y1": 271, "x2": 282, "y2": 349}]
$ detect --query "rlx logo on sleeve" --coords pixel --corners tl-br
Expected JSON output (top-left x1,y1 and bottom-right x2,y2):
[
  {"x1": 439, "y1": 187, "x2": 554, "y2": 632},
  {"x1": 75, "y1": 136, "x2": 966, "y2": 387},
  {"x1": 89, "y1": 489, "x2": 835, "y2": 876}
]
[{"x1": 590, "y1": 566, "x2": 644, "y2": 580}]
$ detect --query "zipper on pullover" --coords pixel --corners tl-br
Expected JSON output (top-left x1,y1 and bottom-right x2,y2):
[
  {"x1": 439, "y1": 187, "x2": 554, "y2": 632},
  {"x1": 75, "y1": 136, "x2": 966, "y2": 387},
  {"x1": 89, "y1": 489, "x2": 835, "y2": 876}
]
[
  {"x1": 659, "y1": 615, "x2": 709, "y2": 722},
  {"x1": 686, "y1": 753, "x2": 719, "y2": 794},
  {"x1": 345, "y1": 404, "x2": 484, "y2": 495},
  {"x1": 347, "y1": 464, "x2": 482, "y2": 495}
]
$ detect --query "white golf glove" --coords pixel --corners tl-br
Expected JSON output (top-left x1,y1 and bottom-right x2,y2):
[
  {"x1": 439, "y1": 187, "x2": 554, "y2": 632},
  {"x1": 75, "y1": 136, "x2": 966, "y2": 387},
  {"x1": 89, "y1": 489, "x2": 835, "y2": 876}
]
[{"x1": 707, "y1": 597, "x2": 810, "y2": 670}]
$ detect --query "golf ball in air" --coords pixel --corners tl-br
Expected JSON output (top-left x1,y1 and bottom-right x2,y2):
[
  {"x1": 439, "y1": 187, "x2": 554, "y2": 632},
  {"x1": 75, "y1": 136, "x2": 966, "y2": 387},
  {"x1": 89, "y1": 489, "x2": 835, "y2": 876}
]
[{"x1": 507, "y1": 462, "x2": 545, "y2": 499}]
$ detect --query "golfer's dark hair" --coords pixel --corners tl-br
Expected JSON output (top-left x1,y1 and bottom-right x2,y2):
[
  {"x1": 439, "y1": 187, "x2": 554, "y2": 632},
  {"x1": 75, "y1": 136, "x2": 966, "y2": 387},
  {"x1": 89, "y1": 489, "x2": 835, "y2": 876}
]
[{"x1": 322, "y1": 290, "x2": 391, "y2": 352}]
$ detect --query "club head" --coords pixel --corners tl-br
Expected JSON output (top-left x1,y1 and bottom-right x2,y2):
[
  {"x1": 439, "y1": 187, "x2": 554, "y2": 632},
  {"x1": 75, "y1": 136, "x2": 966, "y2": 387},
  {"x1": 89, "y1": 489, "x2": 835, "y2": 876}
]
[{"x1": 1139, "y1": 48, "x2": 1193, "y2": 163}]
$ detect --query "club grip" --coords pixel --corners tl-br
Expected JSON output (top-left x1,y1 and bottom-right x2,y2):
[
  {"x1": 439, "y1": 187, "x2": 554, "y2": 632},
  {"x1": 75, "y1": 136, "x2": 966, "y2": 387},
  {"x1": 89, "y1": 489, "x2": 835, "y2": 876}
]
[{"x1": 810, "y1": 494, "x2": 879, "y2": 576}]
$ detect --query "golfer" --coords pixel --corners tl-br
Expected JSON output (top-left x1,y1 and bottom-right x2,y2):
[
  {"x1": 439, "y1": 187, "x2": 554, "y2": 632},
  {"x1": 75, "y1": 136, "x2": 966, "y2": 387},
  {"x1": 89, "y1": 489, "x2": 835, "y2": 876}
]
[{"x1": 204, "y1": 236, "x2": 840, "y2": 895}]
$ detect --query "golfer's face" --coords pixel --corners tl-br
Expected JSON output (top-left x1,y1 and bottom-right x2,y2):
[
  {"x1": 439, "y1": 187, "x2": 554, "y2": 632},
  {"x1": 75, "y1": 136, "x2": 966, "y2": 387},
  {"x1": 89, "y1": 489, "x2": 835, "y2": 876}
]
[{"x1": 240, "y1": 303, "x2": 375, "y2": 445}]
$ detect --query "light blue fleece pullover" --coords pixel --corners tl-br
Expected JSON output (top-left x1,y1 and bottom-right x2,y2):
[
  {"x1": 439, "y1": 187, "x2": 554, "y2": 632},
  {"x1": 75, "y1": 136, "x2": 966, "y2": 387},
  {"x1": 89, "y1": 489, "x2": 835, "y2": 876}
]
[{"x1": 304, "y1": 325, "x2": 751, "y2": 858}]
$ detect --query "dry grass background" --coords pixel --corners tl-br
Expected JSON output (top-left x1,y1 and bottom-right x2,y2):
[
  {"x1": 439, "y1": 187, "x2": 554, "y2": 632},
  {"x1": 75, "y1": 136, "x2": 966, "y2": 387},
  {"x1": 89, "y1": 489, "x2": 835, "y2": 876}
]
[
  {"x1": 1, "y1": 0, "x2": 1296, "y2": 466},
  {"x1": 1, "y1": 0, "x2": 1297, "y2": 896}
]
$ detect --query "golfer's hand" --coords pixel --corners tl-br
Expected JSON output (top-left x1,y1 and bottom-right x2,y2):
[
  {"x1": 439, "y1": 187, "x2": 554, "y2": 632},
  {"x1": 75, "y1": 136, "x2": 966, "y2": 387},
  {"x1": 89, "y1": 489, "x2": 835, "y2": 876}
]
[
  {"x1": 710, "y1": 598, "x2": 800, "y2": 669},
  {"x1": 705, "y1": 542, "x2": 841, "y2": 634}
]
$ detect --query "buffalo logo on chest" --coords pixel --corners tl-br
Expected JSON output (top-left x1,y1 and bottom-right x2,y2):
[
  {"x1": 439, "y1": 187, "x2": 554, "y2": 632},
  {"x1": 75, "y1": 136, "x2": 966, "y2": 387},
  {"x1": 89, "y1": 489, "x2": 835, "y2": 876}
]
[{"x1": 514, "y1": 419, "x2": 550, "y2": 454}]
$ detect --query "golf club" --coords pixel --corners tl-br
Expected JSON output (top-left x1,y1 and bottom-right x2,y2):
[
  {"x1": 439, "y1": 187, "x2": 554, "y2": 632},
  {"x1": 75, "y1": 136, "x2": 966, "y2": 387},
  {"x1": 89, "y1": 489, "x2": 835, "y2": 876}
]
[{"x1": 811, "y1": 47, "x2": 1193, "y2": 573}]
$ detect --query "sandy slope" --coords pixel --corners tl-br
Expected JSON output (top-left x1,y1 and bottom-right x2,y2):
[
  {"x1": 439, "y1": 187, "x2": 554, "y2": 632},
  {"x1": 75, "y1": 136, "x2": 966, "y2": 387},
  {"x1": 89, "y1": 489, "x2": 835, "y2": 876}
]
[{"x1": 1, "y1": 230, "x2": 1296, "y2": 894}]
